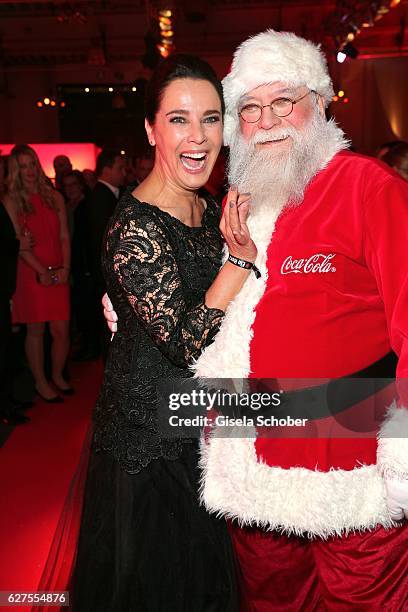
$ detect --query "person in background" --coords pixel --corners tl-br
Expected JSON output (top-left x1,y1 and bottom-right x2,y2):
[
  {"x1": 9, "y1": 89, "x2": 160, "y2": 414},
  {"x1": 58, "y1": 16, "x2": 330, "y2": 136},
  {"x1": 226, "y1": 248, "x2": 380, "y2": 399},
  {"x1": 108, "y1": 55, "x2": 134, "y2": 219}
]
[
  {"x1": 82, "y1": 168, "x2": 97, "y2": 191},
  {"x1": 0, "y1": 154, "x2": 7, "y2": 199},
  {"x1": 124, "y1": 153, "x2": 154, "y2": 188},
  {"x1": 134, "y1": 152, "x2": 154, "y2": 183},
  {"x1": 62, "y1": 171, "x2": 99, "y2": 361},
  {"x1": 5, "y1": 145, "x2": 71, "y2": 402},
  {"x1": 87, "y1": 149, "x2": 126, "y2": 358},
  {"x1": 53, "y1": 155, "x2": 73, "y2": 192},
  {"x1": 0, "y1": 198, "x2": 34, "y2": 425},
  {"x1": 375, "y1": 139, "x2": 407, "y2": 161},
  {"x1": 382, "y1": 141, "x2": 408, "y2": 181}
]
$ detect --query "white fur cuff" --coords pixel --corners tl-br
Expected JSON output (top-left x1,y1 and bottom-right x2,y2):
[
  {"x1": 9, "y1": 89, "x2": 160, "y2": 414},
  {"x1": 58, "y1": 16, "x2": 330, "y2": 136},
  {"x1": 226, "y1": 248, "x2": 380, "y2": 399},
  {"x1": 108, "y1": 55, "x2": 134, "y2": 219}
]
[
  {"x1": 377, "y1": 403, "x2": 408, "y2": 479},
  {"x1": 200, "y1": 430, "x2": 394, "y2": 539}
]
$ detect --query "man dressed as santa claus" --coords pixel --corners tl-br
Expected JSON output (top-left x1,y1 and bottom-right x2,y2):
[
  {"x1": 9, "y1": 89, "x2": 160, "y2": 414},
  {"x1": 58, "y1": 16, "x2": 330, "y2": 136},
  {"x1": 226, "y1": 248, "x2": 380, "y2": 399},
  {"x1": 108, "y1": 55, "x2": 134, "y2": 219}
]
[{"x1": 192, "y1": 30, "x2": 408, "y2": 610}]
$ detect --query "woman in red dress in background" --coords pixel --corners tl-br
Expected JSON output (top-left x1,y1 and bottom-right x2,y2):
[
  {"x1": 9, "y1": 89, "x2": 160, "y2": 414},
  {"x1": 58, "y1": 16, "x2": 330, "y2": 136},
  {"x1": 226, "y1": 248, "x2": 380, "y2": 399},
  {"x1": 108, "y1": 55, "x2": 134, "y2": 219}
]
[{"x1": 5, "y1": 145, "x2": 71, "y2": 402}]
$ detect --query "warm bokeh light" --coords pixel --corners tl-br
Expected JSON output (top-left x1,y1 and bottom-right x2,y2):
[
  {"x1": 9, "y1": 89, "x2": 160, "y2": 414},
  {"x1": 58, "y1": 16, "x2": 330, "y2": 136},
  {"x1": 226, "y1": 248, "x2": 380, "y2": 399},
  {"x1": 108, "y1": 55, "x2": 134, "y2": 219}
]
[
  {"x1": 44, "y1": 97, "x2": 50, "y2": 105},
  {"x1": 84, "y1": 87, "x2": 90, "y2": 93},
  {"x1": 0, "y1": 143, "x2": 101, "y2": 181},
  {"x1": 338, "y1": 90, "x2": 345, "y2": 97}
]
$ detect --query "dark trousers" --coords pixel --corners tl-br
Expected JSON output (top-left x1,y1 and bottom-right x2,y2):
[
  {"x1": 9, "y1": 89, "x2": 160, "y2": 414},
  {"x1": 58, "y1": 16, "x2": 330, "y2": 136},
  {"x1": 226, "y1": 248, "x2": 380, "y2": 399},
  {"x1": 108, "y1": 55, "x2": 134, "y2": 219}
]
[
  {"x1": 71, "y1": 272, "x2": 101, "y2": 355},
  {"x1": 0, "y1": 297, "x2": 14, "y2": 411}
]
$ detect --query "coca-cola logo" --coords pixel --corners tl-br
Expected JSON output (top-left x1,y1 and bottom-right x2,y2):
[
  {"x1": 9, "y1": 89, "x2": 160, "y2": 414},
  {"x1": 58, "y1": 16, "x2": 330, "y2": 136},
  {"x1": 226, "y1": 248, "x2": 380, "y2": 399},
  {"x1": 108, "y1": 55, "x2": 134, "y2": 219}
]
[{"x1": 280, "y1": 253, "x2": 337, "y2": 275}]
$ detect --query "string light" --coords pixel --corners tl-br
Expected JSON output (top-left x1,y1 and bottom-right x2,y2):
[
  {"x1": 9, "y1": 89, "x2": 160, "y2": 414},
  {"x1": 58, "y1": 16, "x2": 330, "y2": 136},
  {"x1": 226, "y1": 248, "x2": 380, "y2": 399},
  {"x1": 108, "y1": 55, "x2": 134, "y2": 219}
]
[
  {"x1": 36, "y1": 97, "x2": 64, "y2": 109},
  {"x1": 157, "y1": 7, "x2": 175, "y2": 58},
  {"x1": 108, "y1": 87, "x2": 113, "y2": 92},
  {"x1": 332, "y1": 90, "x2": 350, "y2": 105},
  {"x1": 84, "y1": 87, "x2": 90, "y2": 92},
  {"x1": 331, "y1": 0, "x2": 402, "y2": 62}
]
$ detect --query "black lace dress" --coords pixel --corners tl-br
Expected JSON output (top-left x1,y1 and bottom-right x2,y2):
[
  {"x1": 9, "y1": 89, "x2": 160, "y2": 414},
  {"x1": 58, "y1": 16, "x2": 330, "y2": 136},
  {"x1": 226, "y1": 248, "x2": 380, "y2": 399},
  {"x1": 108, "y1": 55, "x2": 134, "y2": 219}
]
[{"x1": 70, "y1": 191, "x2": 239, "y2": 611}]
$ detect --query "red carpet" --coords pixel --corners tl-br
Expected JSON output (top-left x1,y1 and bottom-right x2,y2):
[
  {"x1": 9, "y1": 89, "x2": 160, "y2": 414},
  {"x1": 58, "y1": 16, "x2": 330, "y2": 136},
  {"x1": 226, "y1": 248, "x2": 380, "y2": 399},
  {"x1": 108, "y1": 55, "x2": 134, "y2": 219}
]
[{"x1": 0, "y1": 360, "x2": 103, "y2": 611}]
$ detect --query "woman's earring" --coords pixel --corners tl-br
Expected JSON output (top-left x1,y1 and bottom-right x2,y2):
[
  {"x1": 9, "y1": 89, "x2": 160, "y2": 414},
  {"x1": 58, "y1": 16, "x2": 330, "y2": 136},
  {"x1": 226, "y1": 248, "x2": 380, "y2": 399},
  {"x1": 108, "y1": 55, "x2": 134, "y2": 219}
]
[{"x1": 149, "y1": 139, "x2": 155, "y2": 146}]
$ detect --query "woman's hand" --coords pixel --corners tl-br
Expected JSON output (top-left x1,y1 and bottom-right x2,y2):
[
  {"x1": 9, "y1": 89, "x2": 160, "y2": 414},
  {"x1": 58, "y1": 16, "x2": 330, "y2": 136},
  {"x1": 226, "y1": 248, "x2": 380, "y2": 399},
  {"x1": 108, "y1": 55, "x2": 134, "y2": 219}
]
[
  {"x1": 219, "y1": 185, "x2": 257, "y2": 263},
  {"x1": 56, "y1": 267, "x2": 70, "y2": 284},
  {"x1": 38, "y1": 269, "x2": 54, "y2": 286},
  {"x1": 19, "y1": 232, "x2": 35, "y2": 252},
  {"x1": 102, "y1": 293, "x2": 118, "y2": 333}
]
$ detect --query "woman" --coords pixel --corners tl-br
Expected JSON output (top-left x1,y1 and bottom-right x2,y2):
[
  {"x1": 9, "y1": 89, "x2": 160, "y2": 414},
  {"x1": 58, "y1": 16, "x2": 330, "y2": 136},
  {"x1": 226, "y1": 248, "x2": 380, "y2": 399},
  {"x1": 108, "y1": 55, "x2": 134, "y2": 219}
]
[
  {"x1": 70, "y1": 54, "x2": 257, "y2": 611},
  {"x1": 5, "y1": 145, "x2": 71, "y2": 401}
]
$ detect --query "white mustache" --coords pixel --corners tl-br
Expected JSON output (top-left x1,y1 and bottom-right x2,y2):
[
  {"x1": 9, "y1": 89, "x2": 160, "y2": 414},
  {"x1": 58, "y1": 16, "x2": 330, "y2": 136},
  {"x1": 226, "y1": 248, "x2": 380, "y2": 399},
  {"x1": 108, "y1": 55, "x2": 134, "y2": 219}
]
[{"x1": 252, "y1": 128, "x2": 297, "y2": 145}]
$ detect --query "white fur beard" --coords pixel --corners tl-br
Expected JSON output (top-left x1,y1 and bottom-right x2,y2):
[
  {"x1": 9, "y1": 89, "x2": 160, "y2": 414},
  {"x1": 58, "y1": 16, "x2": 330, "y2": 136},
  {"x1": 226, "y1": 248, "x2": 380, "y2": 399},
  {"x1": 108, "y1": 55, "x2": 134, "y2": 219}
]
[{"x1": 227, "y1": 112, "x2": 348, "y2": 211}]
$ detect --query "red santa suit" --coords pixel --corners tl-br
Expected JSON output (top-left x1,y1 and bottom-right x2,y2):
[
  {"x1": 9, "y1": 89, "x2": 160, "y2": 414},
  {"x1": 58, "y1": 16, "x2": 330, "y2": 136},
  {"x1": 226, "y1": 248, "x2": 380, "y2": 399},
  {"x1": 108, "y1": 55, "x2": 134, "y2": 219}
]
[{"x1": 194, "y1": 150, "x2": 408, "y2": 610}]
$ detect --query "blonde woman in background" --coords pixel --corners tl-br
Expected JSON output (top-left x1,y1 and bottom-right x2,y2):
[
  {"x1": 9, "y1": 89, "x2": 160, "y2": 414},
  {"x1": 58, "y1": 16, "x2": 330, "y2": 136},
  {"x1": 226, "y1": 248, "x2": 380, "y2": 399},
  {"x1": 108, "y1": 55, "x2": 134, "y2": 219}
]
[{"x1": 5, "y1": 145, "x2": 71, "y2": 402}]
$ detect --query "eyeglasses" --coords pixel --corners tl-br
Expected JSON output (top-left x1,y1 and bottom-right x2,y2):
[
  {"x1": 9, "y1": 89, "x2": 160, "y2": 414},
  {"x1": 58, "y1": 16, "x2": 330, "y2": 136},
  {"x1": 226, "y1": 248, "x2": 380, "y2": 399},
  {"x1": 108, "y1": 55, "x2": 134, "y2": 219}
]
[{"x1": 238, "y1": 90, "x2": 316, "y2": 123}]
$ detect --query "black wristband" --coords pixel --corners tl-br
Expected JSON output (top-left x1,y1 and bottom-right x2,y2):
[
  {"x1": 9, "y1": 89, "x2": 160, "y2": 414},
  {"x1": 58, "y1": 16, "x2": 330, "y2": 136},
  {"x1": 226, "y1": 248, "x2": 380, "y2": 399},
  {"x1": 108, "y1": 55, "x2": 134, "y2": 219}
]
[{"x1": 228, "y1": 254, "x2": 261, "y2": 279}]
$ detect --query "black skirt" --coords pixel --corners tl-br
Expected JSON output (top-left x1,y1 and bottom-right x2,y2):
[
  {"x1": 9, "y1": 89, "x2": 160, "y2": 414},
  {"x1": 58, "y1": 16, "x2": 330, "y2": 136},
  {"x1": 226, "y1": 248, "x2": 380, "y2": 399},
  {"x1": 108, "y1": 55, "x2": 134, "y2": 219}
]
[{"x1": 69, "y1": 441, "x2": 239, "y2": 612}]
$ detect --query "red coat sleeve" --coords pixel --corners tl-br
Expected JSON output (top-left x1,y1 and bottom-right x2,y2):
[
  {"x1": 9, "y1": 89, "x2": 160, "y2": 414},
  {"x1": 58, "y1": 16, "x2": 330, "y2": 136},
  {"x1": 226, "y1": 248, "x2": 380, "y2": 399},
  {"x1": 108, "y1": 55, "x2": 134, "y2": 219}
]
[{"x1": 363, "y1": 174, "x2": 408, "y2": 413}]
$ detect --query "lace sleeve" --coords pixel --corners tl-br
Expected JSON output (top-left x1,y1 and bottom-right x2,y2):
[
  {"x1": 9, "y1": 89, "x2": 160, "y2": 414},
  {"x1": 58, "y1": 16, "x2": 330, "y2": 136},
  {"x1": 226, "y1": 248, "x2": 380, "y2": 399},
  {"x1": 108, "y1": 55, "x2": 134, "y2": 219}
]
[{"x1": 111, "y1": 213, "x2": 224, "y2": 367}]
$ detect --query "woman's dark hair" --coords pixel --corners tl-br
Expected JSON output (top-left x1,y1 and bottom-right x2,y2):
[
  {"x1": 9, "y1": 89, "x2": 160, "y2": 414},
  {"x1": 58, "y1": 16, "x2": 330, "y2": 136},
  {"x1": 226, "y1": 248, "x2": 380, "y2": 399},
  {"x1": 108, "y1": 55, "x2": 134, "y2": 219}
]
[{"x1": 145, "y1": 53, "x2": 225, "y2": 124}]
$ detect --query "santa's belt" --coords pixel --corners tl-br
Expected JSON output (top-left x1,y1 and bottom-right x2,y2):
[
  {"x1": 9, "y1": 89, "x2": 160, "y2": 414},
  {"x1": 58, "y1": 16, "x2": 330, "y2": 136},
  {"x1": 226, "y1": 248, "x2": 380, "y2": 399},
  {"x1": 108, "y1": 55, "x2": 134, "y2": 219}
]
[{"x1": 250, "y1": 351, "x2": 398, "y2": 421}]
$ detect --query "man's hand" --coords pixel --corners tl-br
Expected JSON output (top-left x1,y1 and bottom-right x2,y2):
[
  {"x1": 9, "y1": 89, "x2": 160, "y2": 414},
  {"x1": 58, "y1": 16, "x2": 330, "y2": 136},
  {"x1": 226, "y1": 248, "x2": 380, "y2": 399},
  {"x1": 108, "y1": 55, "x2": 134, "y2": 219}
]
[
  {"x1": 385, "y1": 477, "x2": 408, "y2": 521},
  {"x1": 102, "y1": 293, "x2": 118, "y2": 333}
]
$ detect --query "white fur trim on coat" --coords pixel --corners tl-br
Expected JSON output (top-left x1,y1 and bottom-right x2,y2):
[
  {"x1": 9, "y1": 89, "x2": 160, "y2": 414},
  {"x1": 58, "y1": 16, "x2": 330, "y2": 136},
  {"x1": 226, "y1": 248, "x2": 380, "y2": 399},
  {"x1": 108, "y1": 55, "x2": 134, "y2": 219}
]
[
  {"x1": 191, "y1": 205, "x2": 280, "y2": 379},
  {"x1": 222, "y1": 29, "x2": 335, "y2": 145},
  {"x1": 377, "y1": 402, "x2": 408, "y2": 479},
  {"x1": 199, "y1": 429, "x2": 394, "y2": 539}
]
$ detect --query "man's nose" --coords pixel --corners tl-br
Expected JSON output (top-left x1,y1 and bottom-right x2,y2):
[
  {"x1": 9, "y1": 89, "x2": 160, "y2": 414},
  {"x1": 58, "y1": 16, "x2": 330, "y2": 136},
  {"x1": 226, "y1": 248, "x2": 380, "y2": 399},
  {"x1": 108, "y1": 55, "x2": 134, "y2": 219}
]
[{"x1": 259, "y1": 105, "x2": 282, "y2": 130}]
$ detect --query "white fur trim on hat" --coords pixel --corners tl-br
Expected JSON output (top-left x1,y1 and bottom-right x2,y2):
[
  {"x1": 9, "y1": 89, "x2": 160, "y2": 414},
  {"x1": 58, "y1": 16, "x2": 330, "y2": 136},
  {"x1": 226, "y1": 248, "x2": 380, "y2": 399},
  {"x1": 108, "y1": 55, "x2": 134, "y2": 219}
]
[{"x1": 222, "y1": 29, "x2": 334, "y2": 145}]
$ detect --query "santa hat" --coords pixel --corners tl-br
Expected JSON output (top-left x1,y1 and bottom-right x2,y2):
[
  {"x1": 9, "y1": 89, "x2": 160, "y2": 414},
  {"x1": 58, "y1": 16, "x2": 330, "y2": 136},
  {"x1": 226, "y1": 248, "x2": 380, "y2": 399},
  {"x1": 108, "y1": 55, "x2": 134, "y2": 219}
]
[{"x1": 222, "y1": 29, "x2": 334, "y2": 145}]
